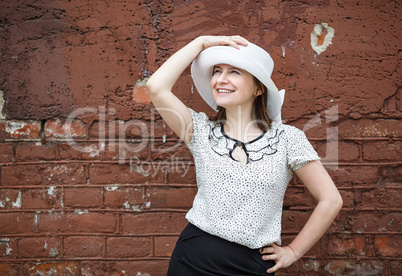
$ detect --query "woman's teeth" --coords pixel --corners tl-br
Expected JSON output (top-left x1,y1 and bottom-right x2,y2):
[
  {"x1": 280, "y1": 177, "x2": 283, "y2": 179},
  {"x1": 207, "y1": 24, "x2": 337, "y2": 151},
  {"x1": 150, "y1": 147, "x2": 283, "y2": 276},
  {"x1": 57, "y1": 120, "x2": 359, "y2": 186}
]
[{"x1": 218, "y1": 89, "x2": 234, "y2": 93}]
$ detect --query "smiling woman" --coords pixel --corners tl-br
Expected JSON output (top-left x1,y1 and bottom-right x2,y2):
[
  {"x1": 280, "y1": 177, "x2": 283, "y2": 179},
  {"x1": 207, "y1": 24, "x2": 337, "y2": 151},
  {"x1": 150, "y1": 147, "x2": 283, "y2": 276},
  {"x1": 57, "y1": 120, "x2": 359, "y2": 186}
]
[
  {"x1": 211, "y1": 64, "x2": 258, "y2": 109},
  {"x1": 146, "y1": 35, "x2": 343, "y2": 275}
]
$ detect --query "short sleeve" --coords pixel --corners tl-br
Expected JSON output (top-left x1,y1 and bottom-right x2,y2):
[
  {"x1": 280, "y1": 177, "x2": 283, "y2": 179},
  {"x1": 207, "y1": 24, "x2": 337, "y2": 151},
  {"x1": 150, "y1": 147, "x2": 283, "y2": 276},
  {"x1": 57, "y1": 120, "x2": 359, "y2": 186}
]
[
  {"x1": 186, "y1": 108, "x2": 210, "y2": 149},
  {"x1": 284, "y1": 125, "x2": 320, "y2": 171}
]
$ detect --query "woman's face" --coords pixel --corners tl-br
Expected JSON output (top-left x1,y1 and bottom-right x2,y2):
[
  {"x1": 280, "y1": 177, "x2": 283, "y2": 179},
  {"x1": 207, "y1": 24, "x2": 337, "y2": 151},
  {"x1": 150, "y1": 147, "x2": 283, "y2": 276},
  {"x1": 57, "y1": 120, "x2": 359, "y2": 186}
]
[{"x1": 210, "y1": 64, "x2": 259, "y2": 110}]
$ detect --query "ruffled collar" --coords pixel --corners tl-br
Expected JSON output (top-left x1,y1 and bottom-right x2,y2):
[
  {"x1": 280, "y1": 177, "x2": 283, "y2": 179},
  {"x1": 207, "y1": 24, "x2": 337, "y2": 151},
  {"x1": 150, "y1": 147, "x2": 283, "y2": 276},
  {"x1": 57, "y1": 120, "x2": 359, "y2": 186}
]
[{"x1": 207, "y1": 122, "x2": 284, "y2": 164}]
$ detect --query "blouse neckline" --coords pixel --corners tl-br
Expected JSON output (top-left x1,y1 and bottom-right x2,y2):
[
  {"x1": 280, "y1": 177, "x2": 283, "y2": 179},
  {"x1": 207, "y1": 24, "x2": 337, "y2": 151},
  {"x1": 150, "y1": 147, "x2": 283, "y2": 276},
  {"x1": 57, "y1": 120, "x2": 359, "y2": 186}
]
[{"x1": 220, "y1": 125, "x2": 267, "y2": 147}]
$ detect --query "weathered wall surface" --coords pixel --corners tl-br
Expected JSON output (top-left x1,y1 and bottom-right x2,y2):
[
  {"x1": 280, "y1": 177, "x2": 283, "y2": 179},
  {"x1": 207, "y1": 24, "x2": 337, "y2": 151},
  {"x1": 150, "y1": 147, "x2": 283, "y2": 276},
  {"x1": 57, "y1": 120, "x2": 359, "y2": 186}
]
[{"x1": 0, "y1": 0, "x2": 400, "y2": 275}]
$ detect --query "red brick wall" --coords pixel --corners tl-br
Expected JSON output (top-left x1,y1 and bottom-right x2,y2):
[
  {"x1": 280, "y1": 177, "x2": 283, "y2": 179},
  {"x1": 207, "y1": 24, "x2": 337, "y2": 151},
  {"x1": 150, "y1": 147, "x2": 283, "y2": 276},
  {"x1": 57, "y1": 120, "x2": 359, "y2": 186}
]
[{"x1": 0, "y1": 0, "x2": 400, "y2": 275}]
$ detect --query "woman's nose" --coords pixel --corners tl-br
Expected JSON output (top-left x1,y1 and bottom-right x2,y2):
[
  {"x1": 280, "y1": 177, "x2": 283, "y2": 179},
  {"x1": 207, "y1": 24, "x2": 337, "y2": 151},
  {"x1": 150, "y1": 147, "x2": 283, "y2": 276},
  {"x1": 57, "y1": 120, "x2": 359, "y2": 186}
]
[{"x1": 217, "y1": 71, "x2": 229, "y2": 83}]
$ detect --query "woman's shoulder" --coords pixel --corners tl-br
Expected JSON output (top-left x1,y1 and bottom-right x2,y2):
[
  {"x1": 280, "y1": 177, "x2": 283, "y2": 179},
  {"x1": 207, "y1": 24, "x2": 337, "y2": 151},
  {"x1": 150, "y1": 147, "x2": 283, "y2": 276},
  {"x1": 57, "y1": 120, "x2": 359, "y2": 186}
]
[
  {"x1": 188, "y1": 108, "x2": 215, "y2": 131},
  {"x1": 272, "y1": 122, "x2": 304, "y2": 135}
]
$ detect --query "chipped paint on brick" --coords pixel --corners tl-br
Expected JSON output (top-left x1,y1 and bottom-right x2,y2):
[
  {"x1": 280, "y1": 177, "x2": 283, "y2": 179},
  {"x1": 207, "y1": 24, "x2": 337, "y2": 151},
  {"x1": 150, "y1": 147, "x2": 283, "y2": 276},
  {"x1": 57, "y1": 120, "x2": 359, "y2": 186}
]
[
  {"x1": 49, "y1": 247, "x2": 59, "y2": 257},
  {"x1": 311, "y1": 23, "x2": 335, "y2": 55},
  {"x1": 105, "y1": 185, "x2": 119, "y2": 191},
  {"x1": 0, "y1": 90, "x2": 5, "y2": 120},
  {"x1": 85, "y1": 144, "x2": 100, "y2": 157},
  {"x1": 1, "y1": 120, "x2": 41, "y2": 138},
  {"x1": 27, "y1": 262, "x2": 77, "y2": 276},
  {"x1": 74, "y1": 209, "x2": 88, "y2": 215},
  {"x1": 11, "y1": 191, "x2": 21, "y2": 208},
  {"x1": 0, "y1": 239, "x2": 12, "y2": 255},
  {"x1": 34, "y1": 213, "x2": 39, "y2": 231},
  {"x1": 47, "y1": 186, "x2": 56, "y2": 196}
]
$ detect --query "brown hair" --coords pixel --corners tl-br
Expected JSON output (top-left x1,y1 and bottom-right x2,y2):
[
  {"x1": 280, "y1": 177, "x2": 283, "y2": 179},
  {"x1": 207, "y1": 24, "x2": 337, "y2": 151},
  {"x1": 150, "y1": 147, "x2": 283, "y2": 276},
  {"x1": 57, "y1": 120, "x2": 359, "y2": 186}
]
[{"x1": 214, "y1": 77, "x2": 271, "y2": 132}]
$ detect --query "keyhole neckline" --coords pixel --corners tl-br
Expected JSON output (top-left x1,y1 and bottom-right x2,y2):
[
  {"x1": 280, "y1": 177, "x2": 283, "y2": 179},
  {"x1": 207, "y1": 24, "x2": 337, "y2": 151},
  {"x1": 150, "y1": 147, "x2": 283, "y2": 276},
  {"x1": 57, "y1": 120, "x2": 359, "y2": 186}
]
[{"x1": 220, "y1": 125, "x2": 267, "y2": 146}]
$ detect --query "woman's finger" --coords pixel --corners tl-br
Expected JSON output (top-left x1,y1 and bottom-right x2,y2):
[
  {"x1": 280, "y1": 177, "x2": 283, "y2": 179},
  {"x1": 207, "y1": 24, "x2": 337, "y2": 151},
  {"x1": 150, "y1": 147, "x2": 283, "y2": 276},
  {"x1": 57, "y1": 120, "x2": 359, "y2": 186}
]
[
  {"x1": 267, "y1": 263, "x2": 281, "y2": 274},
  {"x1": 262, "y1": 253, "x2": 276, "y2": 261},
  {"x1": 203, "y1": 35, "x2": 248, "y2": 50},
  {"x1": 260, "y1": 246, "x2": 275, "y2": 254},
  {"x1": 230, "y1": 35, "x2": 248, "y2": 46}
]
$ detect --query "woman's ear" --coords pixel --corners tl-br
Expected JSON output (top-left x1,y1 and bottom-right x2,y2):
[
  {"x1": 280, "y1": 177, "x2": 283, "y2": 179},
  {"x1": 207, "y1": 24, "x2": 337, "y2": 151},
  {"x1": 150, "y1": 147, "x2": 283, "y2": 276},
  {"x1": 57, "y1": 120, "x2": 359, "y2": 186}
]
[{"x1": 254, "y1": 89, "x2": 263, "y2": 97}]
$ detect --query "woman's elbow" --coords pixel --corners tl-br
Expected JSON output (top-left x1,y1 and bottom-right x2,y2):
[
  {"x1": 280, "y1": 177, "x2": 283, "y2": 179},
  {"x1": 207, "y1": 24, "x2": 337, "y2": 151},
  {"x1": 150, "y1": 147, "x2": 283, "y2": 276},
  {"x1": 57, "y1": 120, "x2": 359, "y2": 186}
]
[
  {"x1": 146, "y1": 78, "x2": 158, "y2": 96},
  {"x1": 333, "y1": 192, "x2": 343, "y2": 212}
]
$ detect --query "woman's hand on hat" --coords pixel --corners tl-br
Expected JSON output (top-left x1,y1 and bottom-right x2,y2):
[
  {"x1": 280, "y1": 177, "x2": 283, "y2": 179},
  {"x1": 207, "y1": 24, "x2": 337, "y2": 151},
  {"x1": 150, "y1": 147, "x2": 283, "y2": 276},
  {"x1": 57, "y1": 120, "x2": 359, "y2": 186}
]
[
  {"x1": 198, "y1": 35, "x2": 248, "y2": 50},
  {"x1": 260, "y1": 243, "x2": 298, "y2": 273}
]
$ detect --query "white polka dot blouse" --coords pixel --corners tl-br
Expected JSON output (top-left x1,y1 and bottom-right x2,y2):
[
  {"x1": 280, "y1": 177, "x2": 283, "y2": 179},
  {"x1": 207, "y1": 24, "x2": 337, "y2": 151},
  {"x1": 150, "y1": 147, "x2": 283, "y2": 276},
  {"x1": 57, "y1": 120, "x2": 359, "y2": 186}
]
[{"x1": 184, "y1": 109, "x2": 320, "y2": 249}]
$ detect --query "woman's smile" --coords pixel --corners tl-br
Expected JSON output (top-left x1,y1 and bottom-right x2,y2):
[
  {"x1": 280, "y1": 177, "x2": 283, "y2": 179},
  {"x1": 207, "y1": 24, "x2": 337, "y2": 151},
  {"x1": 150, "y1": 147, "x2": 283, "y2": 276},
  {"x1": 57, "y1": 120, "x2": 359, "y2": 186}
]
[{"x1": 211, "y1": 64, "x2": 258, "y2": 108}]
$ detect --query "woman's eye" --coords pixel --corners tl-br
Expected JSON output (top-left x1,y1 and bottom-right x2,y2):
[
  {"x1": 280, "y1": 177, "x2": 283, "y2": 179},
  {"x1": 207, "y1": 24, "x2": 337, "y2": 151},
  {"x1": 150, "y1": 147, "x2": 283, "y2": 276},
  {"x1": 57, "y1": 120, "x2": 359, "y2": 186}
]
[
  {"x1": 231, "y1": 70, "x2": 240, "y2": 74},
  {"x1": 213, "y1": 69, "x2": 222, "y2": 74}
]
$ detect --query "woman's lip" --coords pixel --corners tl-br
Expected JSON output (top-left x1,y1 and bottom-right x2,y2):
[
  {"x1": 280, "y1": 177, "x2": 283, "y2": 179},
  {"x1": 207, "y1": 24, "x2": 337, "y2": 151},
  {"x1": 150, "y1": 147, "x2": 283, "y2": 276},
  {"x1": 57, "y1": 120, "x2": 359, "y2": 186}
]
[{"x1": 217, "y1": 89, "x2": 235, "y2": 93}]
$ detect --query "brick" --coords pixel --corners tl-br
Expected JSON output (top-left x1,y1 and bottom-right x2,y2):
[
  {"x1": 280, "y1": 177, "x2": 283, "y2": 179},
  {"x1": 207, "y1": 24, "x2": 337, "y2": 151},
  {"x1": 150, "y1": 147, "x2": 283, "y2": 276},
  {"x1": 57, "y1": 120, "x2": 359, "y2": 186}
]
[
  {"x1": 59, "y1": 143, "x2": 100, "y2": 160},
  {"x1": 317, "y1": 141, "x2": 360, "y2": 162},
  {"x1": 44, "y1": 118, "x2": 86, "y2": 138},
  {"x1": 362, "y1": 141, "x2": 401, "y2": 161},
  {"x1": 283, "y1": 187, "x2": 314, "y2": 208},
  {"x1": 121, "y1": 213, "x2": 187, "y2": 235},
  {"x1": 390, "y1": 260, "x2": 402, "y2": 276},
  {"x1": 374, "y1": 236, "x2": 401, "y2": 257},
  {"x1": 334, "y1": 211, "x2": 401, "y2": 233},
  {"x1": 168, "y1": 164, "x2": 196, "y2": 184},
  {"x1": 326, "y1": 166, "x2": 379, "y2": 187},
  {"x1": 0, "y1": 238, "x2": 17, "y2": 258},
  {"x1": 377, "y1": 165, "x2": 402, "y2": 186},
  {"x1": 1, "y1": 164, "x2": 86, "y2": 186},
  {"x1": 22, "y1": 188, "x2": 62, "y2": 209},
  {"x1": 25, "y1": 262, "x2": 78, "y2": 276},
  {"x1": 89, "y1": 119, "x2": 150, "y2": 139},
  {"x1": 64, "y1": 187, "x2": 102, "y2": 208},
  {"x1": 324, "y1": 260, "x2": 384, "y2": 275},
  {"x1": 38, "y1": 212, "x2": 116, "y2": 233},
  {"x1": 0, "y1": 120, "x2": 41, "y2": 139},
  {"x1": 281, "y1": 211, "x2": 311, "y2": 232},
  {"x1": 0, "y1": 213, "x2": 36, "y2": 234},
  {"x1": 0, "y1": 263, "x2": 19, "y2": 275},
  {"x1": 89, "y1": 163, "x2": 165, "y2": 184},
  {"x1": 15, "y1": 142, "x2": 58, "y2": 161},
  {"x1": 339, "y1": 189, "x2": 354, "y2": 208},
  {"x1": 146, "y1": 187, "x2": 196, "y2": 209},
  {"x1": 360, "y1": 188, "x2": 401, "y2": 208},
  {"x1": 64, "y1": 236, "x2": 104, "y2": 257},
  {"x1": 80, "y1": 260, "x2": 170, "y2": 276},
  {"x1": 327, "y1": 234, "x2": 366, "y2": 256},
  {"x1": 18, "y1": 237, "x2": 61, "y2": 258},
  {"x1": 302, "y1": 259, "x2": 320, "y2": 273},
  {"x1": 154, "y1": 236, "x2": 178, "y2": 257},
  {"x1": 339, "y1": 119, "x2": 401, "y2": 138},
  {"x1": 151, "y1": 141, "x2": 193, "y2": 160},
  {"x1": 105, "y1": 237, "x2": 151, "y2": 258},
  {"x1": 0, "y1": 143, "x2": 13, "y2": 163},
  {"x1": 104, "y1": 186, "x2": 144, "y2": 210},
  {"x1": 102, "y1": 142, "x2": 149, "y2": 162},
  {"x1": 0, "y1": 189, "x2": 21, "y2": 209}
]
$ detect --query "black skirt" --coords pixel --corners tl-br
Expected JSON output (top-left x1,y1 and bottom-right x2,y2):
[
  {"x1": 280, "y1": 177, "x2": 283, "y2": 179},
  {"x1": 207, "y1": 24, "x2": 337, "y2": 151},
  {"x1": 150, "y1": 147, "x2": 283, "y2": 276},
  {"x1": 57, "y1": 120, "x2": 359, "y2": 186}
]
[{"x1": 167, "y1": 223, "x2": 275, "y2": 276}]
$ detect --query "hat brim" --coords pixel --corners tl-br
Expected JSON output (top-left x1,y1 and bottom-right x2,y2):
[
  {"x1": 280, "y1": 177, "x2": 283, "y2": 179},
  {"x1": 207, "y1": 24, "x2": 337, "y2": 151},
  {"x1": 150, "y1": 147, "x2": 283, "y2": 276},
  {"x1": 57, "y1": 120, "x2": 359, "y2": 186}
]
[{"x1": 191, "y1": 45, "x2": 283, "y2": 121}]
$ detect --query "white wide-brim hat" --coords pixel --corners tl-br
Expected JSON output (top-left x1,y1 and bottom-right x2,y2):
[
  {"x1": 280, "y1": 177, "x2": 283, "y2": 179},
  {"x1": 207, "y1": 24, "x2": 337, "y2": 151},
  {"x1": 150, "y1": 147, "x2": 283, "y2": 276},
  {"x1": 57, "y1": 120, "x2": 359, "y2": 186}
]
[{"x1": 191, "y1": 42, "x2": 285, "y2": 122}]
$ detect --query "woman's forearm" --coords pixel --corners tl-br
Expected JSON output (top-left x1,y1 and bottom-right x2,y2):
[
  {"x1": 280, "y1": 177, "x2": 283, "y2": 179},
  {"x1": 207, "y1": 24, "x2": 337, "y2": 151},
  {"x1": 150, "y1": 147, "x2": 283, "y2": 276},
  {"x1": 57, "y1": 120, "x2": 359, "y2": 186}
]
[
  {"x1": 288, "y1": 195, "x2": 343, "y2": 259},
  {"x1": 146, "y1": 37, "x2": 205, "y2": 95}
]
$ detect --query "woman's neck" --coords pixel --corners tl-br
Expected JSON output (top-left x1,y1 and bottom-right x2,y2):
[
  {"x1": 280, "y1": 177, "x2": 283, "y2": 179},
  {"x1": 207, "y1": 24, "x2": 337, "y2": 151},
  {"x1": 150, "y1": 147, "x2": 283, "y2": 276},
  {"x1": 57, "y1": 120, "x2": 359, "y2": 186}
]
[{"x1": 223, "y1": 105, "x2": 262, "y2": 143}]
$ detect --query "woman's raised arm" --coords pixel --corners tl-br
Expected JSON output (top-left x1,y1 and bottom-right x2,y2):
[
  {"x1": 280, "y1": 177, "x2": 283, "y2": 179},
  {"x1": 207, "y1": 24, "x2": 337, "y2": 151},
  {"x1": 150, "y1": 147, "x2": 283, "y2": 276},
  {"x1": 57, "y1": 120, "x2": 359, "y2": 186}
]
[{"x1": 146, "y1": 36, "x2": 247, "y2": 143}]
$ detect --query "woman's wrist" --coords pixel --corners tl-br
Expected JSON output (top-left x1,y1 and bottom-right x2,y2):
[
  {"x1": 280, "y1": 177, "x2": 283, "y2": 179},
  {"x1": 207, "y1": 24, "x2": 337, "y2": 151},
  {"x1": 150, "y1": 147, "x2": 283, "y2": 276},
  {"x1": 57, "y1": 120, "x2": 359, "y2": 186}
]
[
  {"x1": 191, "y1": 36, "x2": 208, "y2": 51},
  {"x1": 287, "y1": 244, "x2": 301, "y2": 261}
]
